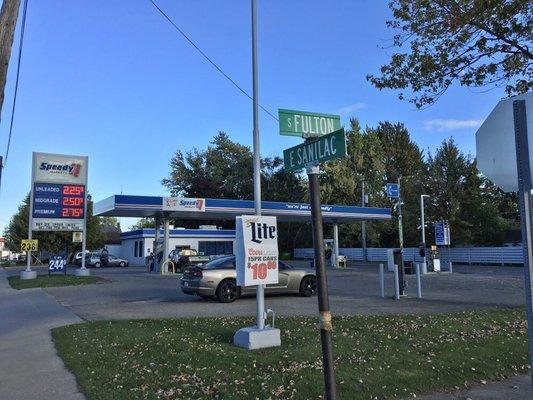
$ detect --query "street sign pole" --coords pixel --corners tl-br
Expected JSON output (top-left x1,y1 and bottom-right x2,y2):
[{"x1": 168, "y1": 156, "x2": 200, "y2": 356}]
[
  {"x1": 420, "y1": 194, "x2": 429, "y2": 272},
  {"x1": 307, "y1": 160, "x2": 337, "y2": 400},
  {"x1": 361, "y1": 179, "x2": 367, "y2": 262},
  {"x1": 513, "y1": 99, "x2": 533, "y2": 385},
  {"x1": 397, "y1": 177, "x2": 404, "y2": 250}
]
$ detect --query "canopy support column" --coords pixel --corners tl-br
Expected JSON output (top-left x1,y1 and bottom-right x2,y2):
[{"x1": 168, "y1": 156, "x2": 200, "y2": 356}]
[{"x1": 333, "y1": 223, "x2": 339, "y2": 268}]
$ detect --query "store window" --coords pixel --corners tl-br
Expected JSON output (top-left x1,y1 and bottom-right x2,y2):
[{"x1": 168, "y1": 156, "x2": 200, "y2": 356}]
[
  {"x1": 198, "y1": 241, "x2": 233, "y2": 256},
  {"x1": 139, "y1": 240, "x2": 144, "y2": 257},
  {"x1": 134, "y1": 241, "x2": 138, "y2": 257}
]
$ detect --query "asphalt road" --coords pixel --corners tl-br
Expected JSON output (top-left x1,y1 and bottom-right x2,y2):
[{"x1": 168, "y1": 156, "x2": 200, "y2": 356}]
[{"x1": 6, "y1": 263, "x2": 524, "y2": 322}]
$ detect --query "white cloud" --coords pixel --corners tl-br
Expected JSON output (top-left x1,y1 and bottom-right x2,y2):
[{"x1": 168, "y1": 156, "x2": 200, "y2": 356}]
[
  {"x1": 423, "y1": 119, "x2": 483, "y2": 132},
  {"x1": 337, "y1": 102, "x2": 366, "y2": 116}
]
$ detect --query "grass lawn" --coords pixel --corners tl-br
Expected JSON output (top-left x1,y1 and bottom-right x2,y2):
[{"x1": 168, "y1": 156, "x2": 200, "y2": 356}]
[
  {"x1": 52, "y1": 309, "x2": 530, "y2": 400},
  {"x1": 8, "y1": 274, "x2": 105, "y2": 290}
]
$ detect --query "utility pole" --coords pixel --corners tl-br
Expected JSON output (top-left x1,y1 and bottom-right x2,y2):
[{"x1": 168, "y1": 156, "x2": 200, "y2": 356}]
[
  {"x1": 397, "y1": 176, "x2": 404, "y2": 250},
  {"x1": 251, "y1": 0, "x2": 265, "y2": 330},
  {"x1": 0, "y1": 0, "x2": 21, "y2": 119},
  {"x1": 361, "y1": 179, "x2": 367, "y2": 262}
]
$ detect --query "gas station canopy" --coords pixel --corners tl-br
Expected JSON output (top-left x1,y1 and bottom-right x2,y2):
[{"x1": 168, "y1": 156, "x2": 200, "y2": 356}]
[{"x1": 94, "y1": 195, "x2": 391, "y2": 223}]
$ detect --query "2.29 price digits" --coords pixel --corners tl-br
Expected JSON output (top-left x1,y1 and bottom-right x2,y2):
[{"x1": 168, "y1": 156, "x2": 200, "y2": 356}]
[
  {"x1": 247, "y1": 260, "x2": 277, "y2": 280},
  {"x1": 62, "y1": 185, "x2": 85, "y2": 195},
  {"x1": 61, "y1": 208, "x2": 83, "y2": 218}
]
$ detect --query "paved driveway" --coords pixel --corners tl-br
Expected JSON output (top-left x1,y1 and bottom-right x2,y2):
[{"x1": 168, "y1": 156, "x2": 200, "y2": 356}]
[{"x1": 7, "y1": 263, "x2": 524, "y2": 322}]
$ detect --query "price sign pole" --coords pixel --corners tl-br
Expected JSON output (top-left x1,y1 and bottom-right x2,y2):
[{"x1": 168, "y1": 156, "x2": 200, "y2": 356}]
[
  {"x1": 77, "y1": 161, "x2": 89, "y2": 276},
  {"x1": 21, "y1": 166, "x2": 37, "y2": 279}
]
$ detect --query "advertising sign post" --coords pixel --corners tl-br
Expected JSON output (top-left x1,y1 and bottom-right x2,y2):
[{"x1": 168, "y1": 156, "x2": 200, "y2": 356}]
[{"x1": 21, "y1": 152, "x2": 89, "y2": 280}]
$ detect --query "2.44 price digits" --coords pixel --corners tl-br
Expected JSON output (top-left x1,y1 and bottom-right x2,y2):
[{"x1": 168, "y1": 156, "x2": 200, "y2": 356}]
[
  {"x1": 247, "y1": 260, "x2": 277, "y2": 280},
  {"x1": 61, "y1": 208, "x2": 83, "y2": 217}
]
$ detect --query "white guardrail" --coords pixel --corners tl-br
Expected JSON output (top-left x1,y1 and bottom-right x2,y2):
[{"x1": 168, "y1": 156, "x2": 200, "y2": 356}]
[{"x1": 294, "y1": 246, "x2": 524, "y2": 265}]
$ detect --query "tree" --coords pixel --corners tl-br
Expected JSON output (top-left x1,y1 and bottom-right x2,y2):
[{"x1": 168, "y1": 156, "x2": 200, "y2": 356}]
[
  {"x1": 367, "y1": 0, "x2": 533, "y2": 108},
  {"x1": 131, "y1": 218, "x2": 155, "y2": 230},
  {"x1": 3, "y1": 194, "x2": 105, "y2": 254}
]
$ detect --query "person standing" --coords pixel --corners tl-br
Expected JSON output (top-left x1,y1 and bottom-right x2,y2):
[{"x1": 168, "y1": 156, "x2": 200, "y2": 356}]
[{"x1": 100, "y1": 246, "x2": 109, "y2": 268}]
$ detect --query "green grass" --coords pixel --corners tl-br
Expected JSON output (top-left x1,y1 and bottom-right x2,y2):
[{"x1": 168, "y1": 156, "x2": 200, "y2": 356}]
[
  {"x1": 8, "y1": 274, "x2": 105, "y2": 290},
  {"x1": 52, "y1": 309, "x2": 530, "y2": 399}
]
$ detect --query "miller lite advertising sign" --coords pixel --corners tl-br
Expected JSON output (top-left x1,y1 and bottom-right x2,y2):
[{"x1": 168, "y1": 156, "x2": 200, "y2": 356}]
[{"x1": 236, "y1": 215, "x2": 279, "y2": 286}]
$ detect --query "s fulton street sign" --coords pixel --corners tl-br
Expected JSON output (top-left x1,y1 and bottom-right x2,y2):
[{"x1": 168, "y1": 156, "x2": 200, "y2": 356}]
[
  {"x1": 279, "y1": 108, "x2": 341, "y2": 138},
  {"x1": 283, "y1": 128, "x2": 347, "y2": 171}
]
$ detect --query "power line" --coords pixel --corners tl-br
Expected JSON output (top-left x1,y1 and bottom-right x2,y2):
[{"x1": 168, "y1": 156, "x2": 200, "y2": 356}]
[
  {"x1": 4, "y1": 0, "x2": 28, "y2": 166},
  {"x1": 0, "y1": 0, "x2": 28, "y2": 193},
  {"x1": 148, "y1": 0, "x2": 278, "y2": 122}
]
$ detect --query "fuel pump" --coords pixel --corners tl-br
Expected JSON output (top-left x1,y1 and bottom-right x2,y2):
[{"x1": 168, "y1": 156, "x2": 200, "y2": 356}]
[{"x1": 430, "y1": 245, "x2": 441, "y2": 272}]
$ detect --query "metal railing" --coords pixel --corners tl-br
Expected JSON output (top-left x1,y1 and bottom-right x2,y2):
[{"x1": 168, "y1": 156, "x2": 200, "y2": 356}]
[{"x1": 294, "y1": 246, "x2": 524, "y2": 265}]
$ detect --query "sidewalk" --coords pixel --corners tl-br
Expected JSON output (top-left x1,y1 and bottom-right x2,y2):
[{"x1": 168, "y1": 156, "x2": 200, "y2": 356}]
[
  {"x1": 0, "y1": 268, "x2": 85, "y2": 400},
  {"x1": 417, "y1": 375, "x2": 532, "y2": 399}
]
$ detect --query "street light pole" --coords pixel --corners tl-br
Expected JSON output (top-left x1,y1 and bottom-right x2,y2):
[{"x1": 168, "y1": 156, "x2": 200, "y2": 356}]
[
  {"x1": 397, "y1": 177, "x2": 404, "y2": 250},
  {"x1": 420, "y1": 194, "x2": 429, "y2": 272},
  {"x1": 251, "y1": 0, "x2": 265, "y2": 330},
  {"x1": 361, "y1": 179, "x2": 367, "y2": 262}
]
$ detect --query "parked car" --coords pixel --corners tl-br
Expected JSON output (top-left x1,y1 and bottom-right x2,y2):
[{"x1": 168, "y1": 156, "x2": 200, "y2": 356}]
[
  {"x1": 180, "y1": 255, "x2": 317, "y2": 303},
  {"x1": 86, "y1": 253, "x2": 129, "y2": 268}
]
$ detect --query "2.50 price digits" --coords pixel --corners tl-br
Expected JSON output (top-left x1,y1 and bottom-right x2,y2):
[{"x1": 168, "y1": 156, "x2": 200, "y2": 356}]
[
  {"x1": 62, "y1": 185, "x2": 84, "y2": 196},
  {"x1": 62, "y1": 197, "x2": 83, "y2": 206},
  {"x1": 61, "y1": 208, "x2": 83, "y2": 218},
  {"x1": 247, "y1": 260, "x2": 276, "y2": 280}
]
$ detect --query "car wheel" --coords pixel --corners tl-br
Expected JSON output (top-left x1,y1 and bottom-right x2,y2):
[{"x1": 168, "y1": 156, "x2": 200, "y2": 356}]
[
  {"x1": 94, "y1": 262, "x2": 101, "y2": 268},
  {"x1": 299, "y1": 276, "x2": 317, "y2": 297},
  {"x1": 119, "y1": 261, "x2": 126, "y2": 267},
  {"x1": 216, "y1": 279, "x2": 239, "y2": 303}
]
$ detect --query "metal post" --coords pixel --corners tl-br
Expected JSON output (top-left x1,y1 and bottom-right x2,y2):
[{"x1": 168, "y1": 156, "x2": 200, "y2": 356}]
[
  {"x1": 420, "y1": 194, "x2": 429, "y2": 272},
  {"x1": 154, "y1": 217, "x2": 160, "y2": 273},
  {"x1": 415, "y1": 262, "x2": 422, "y2": 298},
  {"x1": 21, "y1": 153, "x2": 36, "y2": 279},
  {"x1": 449, "y1": 260, "x2": 453, "y2": 273},
  {"x1": 393, "y1": 264, "x2": 400, "y2": 300},
  {"x1": 379, "y1": 263, "x2": 384, "y2": 298},
  {"x1": 251, "y1": 0, "x2": 265, "y2": 331},
  {"x1": 307, "y1": 163, "x2": 337, "y2": 400},
  {"x1": 361, "y1": 179, "x2": 367, "y2": 262},
  {"x1": 397, "y1": 177, "x2": 404, "y2": 250},
  {"x1": 513, "y1": 99, "x2": 533, "y2": 386},
  {"x1": 163, "y1": 218, "x2": 170, "y2": 274},
  {"x1": 332, "y1": 223, "x2": 339, "y2": 268},
  {"x1": 78, "y1": 176, "x2": 89, "y2": 275}
]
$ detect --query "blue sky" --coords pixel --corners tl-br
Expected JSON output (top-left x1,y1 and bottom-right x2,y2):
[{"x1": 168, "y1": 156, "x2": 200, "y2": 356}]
[{"x1": 0, "y1": 0, "x2": 507, "y2": 232}]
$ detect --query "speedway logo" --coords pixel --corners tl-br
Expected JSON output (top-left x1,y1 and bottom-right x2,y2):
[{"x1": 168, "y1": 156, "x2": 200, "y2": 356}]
[
  {"x1": 163, "y1": 197, "x2": 205, "y2": 212},
  {"x1": 39, "y1": 162, "x2": 82, "y2": 178}
]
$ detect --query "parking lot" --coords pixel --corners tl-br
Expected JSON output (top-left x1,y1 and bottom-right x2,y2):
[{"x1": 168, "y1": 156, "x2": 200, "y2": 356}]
[{"x1": 6, "y1": 263, "x2": 525, "y2": 322}]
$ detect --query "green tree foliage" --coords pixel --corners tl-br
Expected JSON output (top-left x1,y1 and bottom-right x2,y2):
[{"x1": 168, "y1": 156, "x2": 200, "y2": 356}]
[
  {"x1": 367, "y1": 0, "x2": 533, "y2": 107},
  {"x1": 4, "y1": 194, "x2": 105, "y2": 254},
  {"x1": 131, "y1": 218, "x2": 155, "y2": 230}
]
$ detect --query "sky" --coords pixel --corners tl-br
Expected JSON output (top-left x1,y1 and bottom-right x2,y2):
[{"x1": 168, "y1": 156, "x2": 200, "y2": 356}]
[{"x1": 0, "y1": 0, "x2": 508, "y2": 233}]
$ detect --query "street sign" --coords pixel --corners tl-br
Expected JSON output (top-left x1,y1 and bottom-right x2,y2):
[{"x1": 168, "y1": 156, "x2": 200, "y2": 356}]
[
  {"x1": 435, "y1": 221, "x2": 451, "y2": 246},
  {"x1": 236, "y1": 215, "x2": 279, "y2": 286},
  {"x1": 386, "y1": 183, "x2": 399, "y2": 199},
  {"x1": 476, "y1": 92, "x2": 533, "y2": 192},
  {"x1": 279, "y1": 108, "x2": 341, "y2": 138},
  {"x1": 283, "y1": 129, "x2": 347, "y2": 172},
  {"x1": 21, "y1": 239, "x2": 38, "y2": 252},
  {"x1": 72, "y1": 232, "x2": 83, "y2": 243}
]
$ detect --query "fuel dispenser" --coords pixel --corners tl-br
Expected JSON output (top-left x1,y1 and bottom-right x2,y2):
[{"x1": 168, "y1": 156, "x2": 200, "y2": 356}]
[
  {"x1": 151, "y1": 238, "x2": 164, "y2": 273},
  {"x1": 430, "y1": 245, "x2": 441, "y2": 272}
]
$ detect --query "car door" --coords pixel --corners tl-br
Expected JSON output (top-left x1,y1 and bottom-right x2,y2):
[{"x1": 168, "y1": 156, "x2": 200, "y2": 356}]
[
  {"x1": 107, "y1": 255, "x2": 118, "y2": 266},
  {"x1": 265, "y1": 261, "x2": 291, "y2": 293}
]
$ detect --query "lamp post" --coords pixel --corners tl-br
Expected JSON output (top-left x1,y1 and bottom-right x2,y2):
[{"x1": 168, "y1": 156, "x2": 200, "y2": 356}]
[{"x1": 420, "y1": 194, "x2": 429, "y2": 273}]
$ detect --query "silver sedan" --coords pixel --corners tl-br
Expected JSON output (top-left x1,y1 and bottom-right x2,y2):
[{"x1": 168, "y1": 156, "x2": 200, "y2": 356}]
[{"x1": 180, "y1": 256, "x2": 317, "y2": 303}]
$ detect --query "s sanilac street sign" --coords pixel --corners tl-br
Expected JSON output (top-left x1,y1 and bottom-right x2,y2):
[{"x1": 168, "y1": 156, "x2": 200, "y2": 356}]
[
  {"x1": 283, "y1": 128, "x2": 347, "y2": 172},
  {"x1": 279, "y1": 108, "x2": 341, "y2": 138}
]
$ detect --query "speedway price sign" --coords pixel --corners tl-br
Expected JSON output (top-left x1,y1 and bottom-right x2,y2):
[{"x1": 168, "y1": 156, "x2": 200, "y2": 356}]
[
  {"x1": 31, "y1": 152, "x2": 88, "y2": 232},
  {"x1": 236, "y1": 215, "x2": 279, "y2": 286}
]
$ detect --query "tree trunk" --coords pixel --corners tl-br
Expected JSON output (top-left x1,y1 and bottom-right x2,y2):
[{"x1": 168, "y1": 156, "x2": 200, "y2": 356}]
[{"x1": 0, "y1": 0, "x2": 21, "y2": 119}]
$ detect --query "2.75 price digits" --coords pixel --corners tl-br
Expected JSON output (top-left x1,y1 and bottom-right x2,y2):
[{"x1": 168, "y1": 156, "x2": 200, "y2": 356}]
[
  {"x1": 247, "y1": 260, "x2": 277, "y2": 280},
  {"x1": 61, "y1": 208, "x2": 83, "y2": 218}
]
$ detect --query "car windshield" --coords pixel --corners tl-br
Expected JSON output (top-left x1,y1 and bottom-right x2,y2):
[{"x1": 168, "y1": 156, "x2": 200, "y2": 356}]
[{"x1": 198, "y1": 256, "x2": 235, "y2": 270}]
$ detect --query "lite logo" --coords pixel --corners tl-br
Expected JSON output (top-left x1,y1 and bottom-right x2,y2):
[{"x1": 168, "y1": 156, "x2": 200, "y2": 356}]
[
  {"x1": 40, "y1": 162, "x2": 82, "y2": 178},
  {"x1": 249, "y1": 221, "x2": 277, "y2": 244}
]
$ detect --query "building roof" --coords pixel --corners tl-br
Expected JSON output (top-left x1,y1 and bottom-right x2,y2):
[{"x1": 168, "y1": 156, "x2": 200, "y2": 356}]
[{"x1": 94, "y1": 195, "x2": 391, "y2": 223}]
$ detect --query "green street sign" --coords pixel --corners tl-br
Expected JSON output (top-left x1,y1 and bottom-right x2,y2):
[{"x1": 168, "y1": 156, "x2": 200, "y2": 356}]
[
  {"x1": 279, "y1": 108, "x2": 341, "y2": 138},
  {"x1": 283, "y1": 129, "x2": 347, "y2": 172}
]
